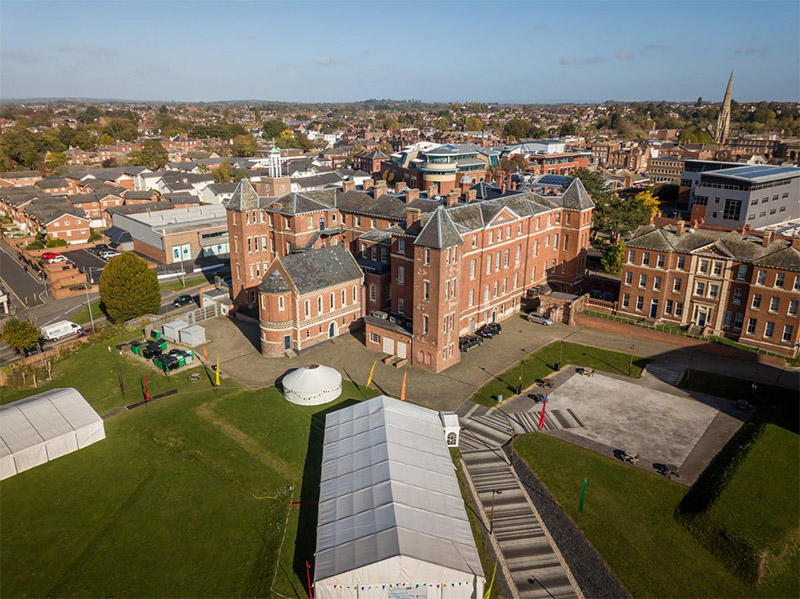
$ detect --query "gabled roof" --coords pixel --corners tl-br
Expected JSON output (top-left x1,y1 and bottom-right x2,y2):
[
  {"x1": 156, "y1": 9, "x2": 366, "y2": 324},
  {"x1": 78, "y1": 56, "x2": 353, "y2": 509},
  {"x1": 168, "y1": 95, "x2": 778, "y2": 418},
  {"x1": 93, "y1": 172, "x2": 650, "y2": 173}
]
[
  {"x1": 225, "y1": 179, "x2": 259, "y2": 211},
  {"x1": 314, "y1": 396, "x2": 482, "y2": 583},
  {"x1": 260, "y1": 268, "x2": 290, "y2": 293},
  {"x1": 560, "y1": 177, "x2": 594, "y2": 210},
  {"x1": 259, "y1": 245, "x2": 362, "y2": 295},
  {"x1": 415, "y1": 206, "x2": 462, "y2": 249},
  {"x1": 266, "y1": 192, "x2": 333, "y2": 215}
]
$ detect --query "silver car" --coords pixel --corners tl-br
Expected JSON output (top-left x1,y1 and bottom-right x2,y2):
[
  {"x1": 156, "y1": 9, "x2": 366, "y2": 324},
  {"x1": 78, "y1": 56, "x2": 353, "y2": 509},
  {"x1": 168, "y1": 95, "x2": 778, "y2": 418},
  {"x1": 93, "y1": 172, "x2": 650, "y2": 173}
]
[{"x1": 527, "y1": 312, "x2": 554, "y2": 326}]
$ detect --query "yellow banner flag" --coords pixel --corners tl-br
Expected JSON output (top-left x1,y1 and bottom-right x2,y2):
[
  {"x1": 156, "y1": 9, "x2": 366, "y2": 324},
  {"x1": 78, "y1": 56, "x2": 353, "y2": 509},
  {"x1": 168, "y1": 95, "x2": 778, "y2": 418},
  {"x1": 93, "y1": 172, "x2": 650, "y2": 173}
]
[
  {"x1": 483, "y1": 562, "x2": 497, "y2": 599},
  {"x1": 366, "y1": 359, "x2": 377, "y2": 388},
  {"x1": 400, "y1": 368, "x2": 407, "y2": 401},
  {"x1": 215, "y1": 357, "x2": 220, "y2": 386}
]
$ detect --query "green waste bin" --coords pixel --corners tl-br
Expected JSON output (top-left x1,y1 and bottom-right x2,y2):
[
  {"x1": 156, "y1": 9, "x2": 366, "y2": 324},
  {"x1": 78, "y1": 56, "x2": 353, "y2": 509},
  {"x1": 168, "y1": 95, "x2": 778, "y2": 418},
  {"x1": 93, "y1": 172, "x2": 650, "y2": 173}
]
[
  {"x1": 151, "y1": 330, "x2": 162, "y2": 340},
  {"x1": 159, "y1": 340, "x2": 167, "y2": 351},
  {"x1": 131, "y1": 342, "x2": 140, "y2": 355},
  {"x1": 176, "y1": 356, "x2": 187, "y2": 367}
]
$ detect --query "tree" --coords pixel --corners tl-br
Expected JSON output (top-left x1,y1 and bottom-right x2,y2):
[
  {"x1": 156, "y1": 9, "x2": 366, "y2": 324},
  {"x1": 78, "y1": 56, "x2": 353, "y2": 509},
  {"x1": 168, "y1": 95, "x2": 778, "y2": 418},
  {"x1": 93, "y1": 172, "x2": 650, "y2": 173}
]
[
  {"x1": 633, "y1": 189, "x2": 659, "y2": 218},
  {"x1": 601, "y1": 240, "x2": 625, "y2": 274},
  {"x1": 2, "y1": 318, "x2": 41, "y2": 353},
  {"x1": 212, "y1": 162, "x2": 232, "y2": 183},
  {"x1": 262, "y1": 118, "x2": 287, "y2": 140},
  {"x1": 99, "y1": 253, "x2": 161, "y2": 322},
  {"x1": 129, "y1": 139, "x2": 169, "y2": 170},
  {"x1": 463, "y1": 116, "x2": 483, "y2": 131},
  {"x1": 232, "y1": 133, "x2": 258, "y2": 157},
  {"x1": 503, "y1": 118, "x2": 532, "y2": 139},
  {"x1": 558, "y1": 121, "x2": 579, "y2": 136},
  {"x1": 378, "y1": 116, "x2": 400, "y2": 131},
  {"x1": 102, "y1": 117, "x2": 139, "y2": 141},
  {"x1": 45, "y1": 151, "x2": 68, "y2": 169},
  {"x1": 500, "y1": 155, "x2": 528, "y2": 173}
]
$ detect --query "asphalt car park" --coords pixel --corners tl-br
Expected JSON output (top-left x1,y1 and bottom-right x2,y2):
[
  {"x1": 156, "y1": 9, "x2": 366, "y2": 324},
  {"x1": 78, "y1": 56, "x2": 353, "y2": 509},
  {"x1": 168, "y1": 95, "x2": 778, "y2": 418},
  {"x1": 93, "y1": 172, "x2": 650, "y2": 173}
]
[{"x1": 61, "y1": 249, "x2": 107, "y2": 283}]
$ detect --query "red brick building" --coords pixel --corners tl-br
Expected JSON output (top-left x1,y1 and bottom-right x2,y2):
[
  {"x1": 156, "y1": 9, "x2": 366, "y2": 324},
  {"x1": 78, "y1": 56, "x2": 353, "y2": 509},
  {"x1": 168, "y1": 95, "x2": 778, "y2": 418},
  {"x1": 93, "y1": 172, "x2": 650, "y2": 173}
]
[
  {"x1": 226, "y1": 176, "x2": 594, "y2": 371},
  {"x1": 258, "y1": 245, "x2": 364, "y2": 356},
  {"x1": 619, "y1": 223, "x2": 800, "y2": 357},
  {"x1": 353, "y1": 149, "x2": 389, "y2": 174}
]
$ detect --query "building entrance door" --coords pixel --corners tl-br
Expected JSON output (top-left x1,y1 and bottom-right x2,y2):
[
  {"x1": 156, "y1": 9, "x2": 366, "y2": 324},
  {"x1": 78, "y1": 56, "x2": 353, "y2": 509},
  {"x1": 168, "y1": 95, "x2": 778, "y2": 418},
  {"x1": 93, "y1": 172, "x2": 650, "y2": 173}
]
[
  {"x1": 397, "y1": 342, "x2": 407, "y2": 359},
  {"x1": 649, "y1": 299, "x2": 658, "y2": 318},
  {"x1": 328, "y1": 322, "x2": 337, "y2": 338},
  {"x1": 697, "y1": 307, "x2": 708, "y2": 327},
  {"x1": 283, "y1": 335, "x2": 291, "y2": 350},
  {"x1": 382, "y1": 337, "x2": 394, "y2": 354}
]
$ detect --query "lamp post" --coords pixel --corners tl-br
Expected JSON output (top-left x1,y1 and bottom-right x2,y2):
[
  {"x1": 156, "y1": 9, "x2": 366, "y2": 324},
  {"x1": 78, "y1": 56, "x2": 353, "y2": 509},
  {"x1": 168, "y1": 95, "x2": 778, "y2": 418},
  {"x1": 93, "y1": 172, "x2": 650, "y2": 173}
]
[{"x1": 490, "y1": 489, "x2": 503, "y2": 534}]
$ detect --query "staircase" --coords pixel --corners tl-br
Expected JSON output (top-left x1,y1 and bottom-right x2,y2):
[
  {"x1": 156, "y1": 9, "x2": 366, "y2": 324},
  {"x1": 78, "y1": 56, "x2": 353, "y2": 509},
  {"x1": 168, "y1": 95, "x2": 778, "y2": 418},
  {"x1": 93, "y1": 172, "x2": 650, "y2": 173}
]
[
  {"x1": 462, "y1": 449, "x2": 580, "y2": 599},
  {"x1": 643, "y1": 360, "x2": 687, "y2": 386}
]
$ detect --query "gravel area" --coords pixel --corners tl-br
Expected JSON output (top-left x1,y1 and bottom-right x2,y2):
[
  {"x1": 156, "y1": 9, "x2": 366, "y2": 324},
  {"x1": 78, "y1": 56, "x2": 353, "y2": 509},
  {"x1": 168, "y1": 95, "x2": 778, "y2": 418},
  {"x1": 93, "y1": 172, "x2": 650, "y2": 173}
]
[{"x1": 507, "y1": 445, "x2": 630, "y2": 599}]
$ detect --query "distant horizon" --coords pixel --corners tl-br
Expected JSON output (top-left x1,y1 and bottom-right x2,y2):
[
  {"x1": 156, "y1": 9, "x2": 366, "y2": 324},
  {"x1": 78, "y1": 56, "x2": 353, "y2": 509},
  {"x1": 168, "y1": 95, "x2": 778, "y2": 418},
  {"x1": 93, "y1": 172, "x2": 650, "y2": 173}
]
[{"x1": 1, "y1": 1, "x2": 798, "y2": 103}]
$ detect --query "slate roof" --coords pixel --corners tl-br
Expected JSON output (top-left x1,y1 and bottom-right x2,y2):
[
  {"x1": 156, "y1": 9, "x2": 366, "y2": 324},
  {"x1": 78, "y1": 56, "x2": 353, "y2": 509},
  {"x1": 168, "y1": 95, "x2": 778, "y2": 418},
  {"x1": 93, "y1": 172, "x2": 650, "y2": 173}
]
[
  {"x1": 293, "y1": 171, "x2": 343, "y2": 190},
  {"x1": 358, "y1": 149, "x2": 389, "y2": 160},
  {"x1": 225, "y1": 179, "x2": 260, "y2": 211},
  {"x1": 0, "y1": 170, "x2": 41, "y2": 179},
  {"x1": 560, "y1": 177, "x2": 595, "y2": 210},
  {"x1": 121, "y1": 190, "x2": 154, "y2": 200},
  {"x1": 0, "y1": 186, "x2": 43, "y2": 208},
  {"x1": 626, "y1": 225, "x2": 800, "y2": 271},
  {"x1": 259, "y1": 245, "x2": 363, "y2": 294},
  {"x1": 266, "y1": 192, "x2": 334, "y2": 215},
  {"x1": 336, "y1": 189, "x2": 439, "y2": 221},
  {"x1": 415, "y1": 206, "x2": 462, "y2": 248},
  {"x1": 23, "y1": 198, "x2": 87, "y2": 225}
]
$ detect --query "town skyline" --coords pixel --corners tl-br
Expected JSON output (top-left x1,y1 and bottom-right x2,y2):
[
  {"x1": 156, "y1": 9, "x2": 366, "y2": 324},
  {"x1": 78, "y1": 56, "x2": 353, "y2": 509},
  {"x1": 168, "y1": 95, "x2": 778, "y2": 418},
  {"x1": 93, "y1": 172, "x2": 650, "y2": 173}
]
[{"x1": 1, "y1": 0, "x2": 798, "y2": 103}]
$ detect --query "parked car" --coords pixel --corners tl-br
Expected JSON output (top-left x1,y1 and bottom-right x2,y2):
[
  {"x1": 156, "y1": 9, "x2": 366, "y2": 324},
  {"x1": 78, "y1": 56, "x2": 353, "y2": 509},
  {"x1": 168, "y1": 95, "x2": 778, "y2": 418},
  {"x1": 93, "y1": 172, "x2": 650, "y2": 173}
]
[
  {"x1": 459, "y1": 334, "x2": 483, "y2": 353},
  {"x1": 41, "y1": 252, "x2": 65, "y2": 263},
  {"x1": 527, "y1": 312, "x2": 554, "y2": 326},
  {"x1": 99, "y1": 249, "x2": 121, "y2": 260},
  {"x1": 477, "y1": 322, "x2": 502, "y2": 338},
  {"x1": 40, "y1": 320, "x2": 83, "y2": 341},
  {"x1": 172, "y1": 294, "x2": 194, "y2": 307}
]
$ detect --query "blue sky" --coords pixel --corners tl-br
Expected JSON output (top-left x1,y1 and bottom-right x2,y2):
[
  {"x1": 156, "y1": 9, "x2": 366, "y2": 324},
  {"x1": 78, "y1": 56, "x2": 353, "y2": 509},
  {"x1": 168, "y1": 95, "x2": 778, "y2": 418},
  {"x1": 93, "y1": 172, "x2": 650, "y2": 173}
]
[{"x1": 1, "y1": 1, "x2": 797, "y2": 103}]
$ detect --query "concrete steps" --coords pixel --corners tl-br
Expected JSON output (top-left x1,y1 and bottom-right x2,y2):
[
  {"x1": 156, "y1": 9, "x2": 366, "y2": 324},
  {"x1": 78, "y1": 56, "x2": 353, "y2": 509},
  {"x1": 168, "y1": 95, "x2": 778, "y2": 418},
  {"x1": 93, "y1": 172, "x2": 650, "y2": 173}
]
[
  {"x1": 644, "y1": 360, "x2": 687, "y2": 386},
  {"x1": 461, "y1": 449, "x2": 579, "y2": 599}
]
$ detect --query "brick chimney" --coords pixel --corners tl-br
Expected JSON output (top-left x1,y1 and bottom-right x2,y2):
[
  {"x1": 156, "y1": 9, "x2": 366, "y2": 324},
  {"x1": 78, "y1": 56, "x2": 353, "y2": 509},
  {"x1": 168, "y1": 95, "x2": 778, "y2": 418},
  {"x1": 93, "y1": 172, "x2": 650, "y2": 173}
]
[
  {"x1": 500, "y1": 180, "x2": 506, "y2": 194},
  {"x1": 362, "y1": 178, "x2": 374, "y2": 190},
  {"x1": 395, "y1": 181, "x2": 407, "y2": 193},
  {"x1": 675, "y1": 220, "x2": 685, "y2": 235},
  {"x1": 374, "y1": 179, "x2": 387, "y2": 196},
  {"x1": 405, "y1": 188, "x2": 420, "y2": 203},
  {"x1": 793, "y1": 234, "x2": 800, "y2": 250},
  {"x1": 466, "y1": 189, "x2": 477, "y2": 203},
  {"x1": 762, "y1": 229, "x2": 774, "y2": 247},
  {"x1": 405, "y1": 206, "x2": 421, "y2": 229},
  {"x1": 341, "y1": 179, "x2": 355, "y2": 193},
  {"x1": 446, "y1": 189, "x2": 460, "y2": 207}
]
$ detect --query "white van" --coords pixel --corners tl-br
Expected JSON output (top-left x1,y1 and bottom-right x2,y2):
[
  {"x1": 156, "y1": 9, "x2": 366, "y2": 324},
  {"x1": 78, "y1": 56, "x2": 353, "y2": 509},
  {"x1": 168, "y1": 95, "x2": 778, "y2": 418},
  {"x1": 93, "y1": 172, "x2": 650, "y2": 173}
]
[{"x1": 40, "y1": 320, "x2": 83, "y2": 341}]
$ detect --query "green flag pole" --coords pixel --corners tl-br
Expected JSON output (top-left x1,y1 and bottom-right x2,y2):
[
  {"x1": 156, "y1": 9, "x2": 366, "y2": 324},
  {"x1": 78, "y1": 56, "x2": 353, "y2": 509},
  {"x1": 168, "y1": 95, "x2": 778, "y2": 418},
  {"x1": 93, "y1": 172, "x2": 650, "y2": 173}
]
[{"x1": 578, "y1": 476, "x2": 588, "y2": 513}]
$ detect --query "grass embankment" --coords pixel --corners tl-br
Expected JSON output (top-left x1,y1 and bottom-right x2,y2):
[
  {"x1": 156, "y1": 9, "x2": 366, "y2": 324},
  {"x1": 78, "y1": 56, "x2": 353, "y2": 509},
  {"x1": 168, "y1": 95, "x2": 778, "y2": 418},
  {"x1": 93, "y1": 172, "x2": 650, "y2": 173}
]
[
  {"x1": 514, "y1": 368, "x2": 799, "y2": 598},
  {"x1": 68, "y1": 300, "x2": 104, "y2": 325},
  {"x1": 677, "y1": 370, "x2": 799, "y2": 592},
  {"x1": 471, "y1": 341, "x2": 649, "y2": 406},
  {"x1": 159, "y1": 275, "x2": 214, "y2": 292},
  {"x1": 1, "y1": 330, "x2": 386, "y2": 598}
]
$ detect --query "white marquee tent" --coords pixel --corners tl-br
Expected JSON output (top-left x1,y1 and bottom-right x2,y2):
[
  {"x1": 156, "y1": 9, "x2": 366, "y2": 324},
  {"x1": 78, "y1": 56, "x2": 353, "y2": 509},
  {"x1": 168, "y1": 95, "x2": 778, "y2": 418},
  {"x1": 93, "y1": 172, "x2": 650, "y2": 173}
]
[
  {"x1": 283, "y1": 363, "x2": 342, "y2": 406},
  {"x1": 314, "y1": 396, "x2": 485, "y2": 599},
  {"x1": 0, "y1": 388, "x2": 105, "y2": 479}
]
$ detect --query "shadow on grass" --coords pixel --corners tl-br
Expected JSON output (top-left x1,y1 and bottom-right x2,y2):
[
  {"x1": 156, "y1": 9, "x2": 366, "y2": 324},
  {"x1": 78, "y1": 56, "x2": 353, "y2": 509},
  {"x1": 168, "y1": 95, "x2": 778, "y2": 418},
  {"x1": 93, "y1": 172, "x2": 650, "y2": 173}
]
[{"x1": 292, "y1": 398, "x2": 362, "y2": 590}]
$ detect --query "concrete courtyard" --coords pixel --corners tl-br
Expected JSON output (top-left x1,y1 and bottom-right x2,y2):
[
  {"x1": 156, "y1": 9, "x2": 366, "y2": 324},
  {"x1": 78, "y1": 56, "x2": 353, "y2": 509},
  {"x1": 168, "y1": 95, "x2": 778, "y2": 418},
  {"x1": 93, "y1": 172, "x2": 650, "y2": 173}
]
[{"x1": 544, "y1": 372, "x2": 719, "y2": 466}]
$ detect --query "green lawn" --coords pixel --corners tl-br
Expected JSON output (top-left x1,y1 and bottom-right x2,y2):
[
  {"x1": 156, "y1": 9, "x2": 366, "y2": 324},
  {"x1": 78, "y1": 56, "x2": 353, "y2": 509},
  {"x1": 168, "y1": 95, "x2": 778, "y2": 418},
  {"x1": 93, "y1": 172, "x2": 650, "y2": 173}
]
[
  {"x1": 1, "y1": 332, "x2": 391, "y2": 598},
  {"x1": 68, "y1": 300, "x2": 104, "y2": 325},
  {"x1": 471, "y1": 341, "x2": 649, "y2": 406},
  {"x1": 159, "y1": 272, "x2": 227, "y2": 293},
  {"x1": 514, "y1": 432, "x2": 799, "y2": 598}
]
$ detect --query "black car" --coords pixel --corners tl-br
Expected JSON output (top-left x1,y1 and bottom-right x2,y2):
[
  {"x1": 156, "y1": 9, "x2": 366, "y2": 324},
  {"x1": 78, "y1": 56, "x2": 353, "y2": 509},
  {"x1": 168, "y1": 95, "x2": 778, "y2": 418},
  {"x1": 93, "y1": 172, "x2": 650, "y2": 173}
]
[
  {"x1": 91, "y1": 244, "x2": 110, "y2": 255},
  {"x1": 459, "y1": 334, "x2": 483, "y2": 353},
  {"x1": 172, "y1": 294, "x2": 194, "y2": 307},
  {"x1": 477, "y1": 322, "x2": 502, "y2": 338}
]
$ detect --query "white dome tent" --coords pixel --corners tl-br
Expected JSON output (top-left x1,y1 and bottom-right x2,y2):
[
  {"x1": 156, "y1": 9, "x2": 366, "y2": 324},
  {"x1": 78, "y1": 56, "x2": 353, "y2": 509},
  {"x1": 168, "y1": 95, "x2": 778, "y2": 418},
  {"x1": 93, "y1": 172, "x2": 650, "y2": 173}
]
[{"x1": 282, "y1": 364, "x2": 342, "y2": 406}]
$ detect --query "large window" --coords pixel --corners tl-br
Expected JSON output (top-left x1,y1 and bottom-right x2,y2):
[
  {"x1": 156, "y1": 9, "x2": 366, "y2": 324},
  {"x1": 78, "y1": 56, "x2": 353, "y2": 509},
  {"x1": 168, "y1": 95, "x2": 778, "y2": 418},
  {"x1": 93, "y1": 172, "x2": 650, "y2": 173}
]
[{"x1": 722, "y1": 199, "x2": 742, "y2": 220}]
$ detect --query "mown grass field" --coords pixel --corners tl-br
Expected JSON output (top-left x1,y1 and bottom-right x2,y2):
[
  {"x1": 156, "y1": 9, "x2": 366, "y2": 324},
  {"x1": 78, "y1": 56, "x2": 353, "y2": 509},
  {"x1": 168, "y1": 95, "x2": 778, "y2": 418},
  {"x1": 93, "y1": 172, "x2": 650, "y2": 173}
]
[
  {"x1": 1, "y1": 332, "x2": 379, "y2": 598},
  {"x1": 471, "y1": 341, "x2": 649, "y2": 406}
]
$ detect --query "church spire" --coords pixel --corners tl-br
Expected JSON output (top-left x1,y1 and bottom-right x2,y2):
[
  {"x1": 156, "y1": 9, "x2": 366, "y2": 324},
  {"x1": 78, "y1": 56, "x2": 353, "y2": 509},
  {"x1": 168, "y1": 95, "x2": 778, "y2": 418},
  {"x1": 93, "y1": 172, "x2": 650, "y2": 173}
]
[{"x1": 714, "y1": 71, "x2": 733, "y2": 145}]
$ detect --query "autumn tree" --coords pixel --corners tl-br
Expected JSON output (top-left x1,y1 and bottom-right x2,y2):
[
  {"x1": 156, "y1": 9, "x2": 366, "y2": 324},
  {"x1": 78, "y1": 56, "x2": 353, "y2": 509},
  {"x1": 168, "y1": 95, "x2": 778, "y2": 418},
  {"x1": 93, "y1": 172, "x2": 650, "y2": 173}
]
[
  {"x1": 128, "y1": 139, "x2": 169, "y2": 170},
  {"x1": 212, "y1": 162, "x2": 232, "y2": 183},
  {"x1": 2, "y1": 318, "x2": 41, "y2": 353},
  {"x1": 601, "y1": 240, "x2": 625, "y2": 274},
  {"x1": 232, "y1": 134, "x2": 258, "y2": 157},
  {"x1": 262, "y1": 118, "x2": 287, "y2": 139}
]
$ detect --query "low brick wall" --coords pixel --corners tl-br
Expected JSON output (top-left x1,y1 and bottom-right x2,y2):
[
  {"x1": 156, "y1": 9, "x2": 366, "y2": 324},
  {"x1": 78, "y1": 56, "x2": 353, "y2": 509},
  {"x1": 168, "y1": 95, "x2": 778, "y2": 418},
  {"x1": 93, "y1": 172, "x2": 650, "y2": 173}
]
[{"x1": 574, "y1": 312, "x2": 786, "y2": 367}]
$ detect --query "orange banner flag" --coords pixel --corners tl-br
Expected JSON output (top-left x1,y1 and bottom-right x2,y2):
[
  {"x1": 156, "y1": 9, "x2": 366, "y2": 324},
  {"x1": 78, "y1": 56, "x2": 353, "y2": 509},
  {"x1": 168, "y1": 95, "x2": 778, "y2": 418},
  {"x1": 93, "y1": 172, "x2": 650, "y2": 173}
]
[{"x1": 400, "y1": 368, "x2": 407, "y2": 401}]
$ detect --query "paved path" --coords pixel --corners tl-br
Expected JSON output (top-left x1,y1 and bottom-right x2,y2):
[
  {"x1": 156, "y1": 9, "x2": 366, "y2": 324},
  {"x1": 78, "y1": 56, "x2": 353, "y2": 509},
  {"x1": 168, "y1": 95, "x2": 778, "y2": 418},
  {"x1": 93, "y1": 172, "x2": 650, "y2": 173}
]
[
  {"x1": 0, "y1": 242, "x2": 46, "y2": 307},
  {"x1": 463, "y1": 449, "x2": 580, "y2": 599}
]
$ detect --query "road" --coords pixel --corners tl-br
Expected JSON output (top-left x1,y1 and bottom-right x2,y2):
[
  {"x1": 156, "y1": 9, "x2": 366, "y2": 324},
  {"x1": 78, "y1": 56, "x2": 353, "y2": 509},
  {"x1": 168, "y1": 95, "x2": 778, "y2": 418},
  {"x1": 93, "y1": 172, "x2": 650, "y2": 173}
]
[{"x1": 0, "y1": 241, "x2": 47, "y2": 308}]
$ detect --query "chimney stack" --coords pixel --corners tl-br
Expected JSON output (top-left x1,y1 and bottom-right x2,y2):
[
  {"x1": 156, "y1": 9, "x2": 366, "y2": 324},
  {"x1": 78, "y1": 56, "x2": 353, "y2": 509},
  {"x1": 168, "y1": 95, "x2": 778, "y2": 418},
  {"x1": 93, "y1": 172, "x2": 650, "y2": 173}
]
[
  {"x1": 405, "y1": 188, "x2": 420, "y2": 203},
  {"x1": 675, "y1": 220, "x2": 685, "y2": 235},
  {"x1": 446, "y1": 189, "x2": 460, "y2": 207},
  {"x1": 362, "y1": 178, "x2": 373, "y2": 190},
  {"x1": 792, "y1": 234, "x2": 800, "y2": 250},
  {"x1": 466, "y1": 189, "x2": 477, "y2": 203},
  {"x1": 341, "y1": 179, "x2": 355, "y2": 193},
  {"x1": 395, "y1": 181, "x2": 407, "y2": 193},
  {"x1": 762, "y1": 229, "x2": 774, "y2": 247},
  {"x1": 405, "y1": 206, "x2": 421, "y2": 229},
  {"x1": 374, "y1": 179, "x2": 387, "y2": 196}
]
